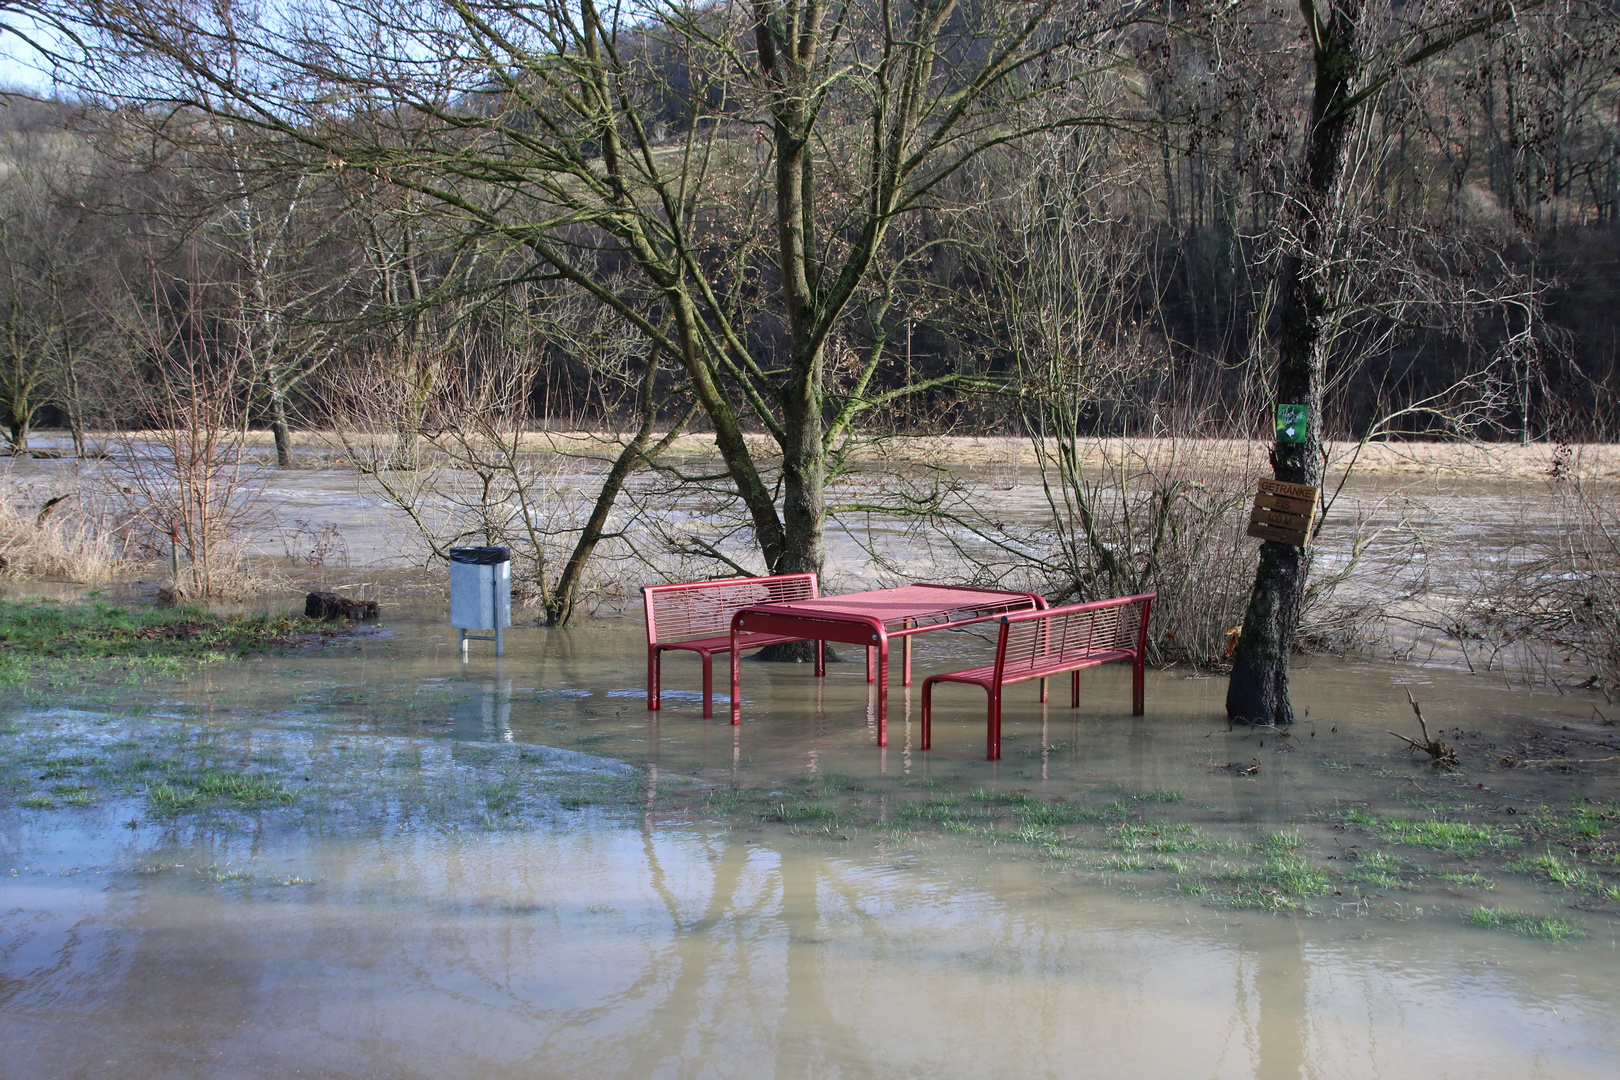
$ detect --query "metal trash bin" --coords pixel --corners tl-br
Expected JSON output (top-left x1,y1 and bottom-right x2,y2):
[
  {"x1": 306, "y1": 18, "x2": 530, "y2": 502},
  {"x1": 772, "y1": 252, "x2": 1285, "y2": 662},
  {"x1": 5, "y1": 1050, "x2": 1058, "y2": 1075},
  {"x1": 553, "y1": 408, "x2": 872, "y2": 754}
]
[{"x1": 449, "y1": 546, "x2": 511, "y2": 657}]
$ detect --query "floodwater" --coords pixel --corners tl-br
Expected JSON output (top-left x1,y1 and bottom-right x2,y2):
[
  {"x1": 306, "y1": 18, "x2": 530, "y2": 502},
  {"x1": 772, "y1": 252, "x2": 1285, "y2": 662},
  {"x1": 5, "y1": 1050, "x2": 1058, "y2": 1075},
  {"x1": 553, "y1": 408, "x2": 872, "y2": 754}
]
[{"x1": 4, "y1": 606, "x2": 1619, "y2": 1079}]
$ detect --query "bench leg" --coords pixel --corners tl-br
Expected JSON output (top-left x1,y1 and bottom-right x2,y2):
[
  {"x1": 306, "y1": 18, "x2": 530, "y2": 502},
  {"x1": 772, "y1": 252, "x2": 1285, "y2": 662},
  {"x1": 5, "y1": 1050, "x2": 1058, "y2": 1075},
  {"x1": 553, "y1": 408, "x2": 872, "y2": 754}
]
[
  {"x1": 987, "y1": 686, "x2": 1003, "y2": 761},
  {"x1": 920, "y1": 679, "x2": 933, "y2": 750},
  {"x1": 648, "y1": 647, "x2": 661, "y2": 711},
  {"x1": 903, "y1": 634, "x2": 912, "y2": 687},
  {"x1": 1133, "y1": 652, "x2": 1145, "y2": 716},
  {"x1": 730, "y1": 646, "x2": 741, "y2": 725},
  {"x1": 1072, "y1": 669, "x2": 1080, "y2": 708},
  {"x1": 1039, "y1": 676, "x2": 1048, "y2": 704},
  {"x1": 866, "y1": 645, "x2": 874, "y2": 683},
  {"x1": 701, "y1": 652, "x2": 714, "y2": 719}
]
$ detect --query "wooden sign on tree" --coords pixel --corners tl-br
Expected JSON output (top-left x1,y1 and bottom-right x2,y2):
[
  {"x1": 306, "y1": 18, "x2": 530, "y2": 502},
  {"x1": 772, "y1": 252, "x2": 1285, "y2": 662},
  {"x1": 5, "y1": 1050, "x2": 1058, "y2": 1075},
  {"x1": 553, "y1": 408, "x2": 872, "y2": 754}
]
[{"x1": 1246, "y1": 479, "x2": 1318, "y2": 547}]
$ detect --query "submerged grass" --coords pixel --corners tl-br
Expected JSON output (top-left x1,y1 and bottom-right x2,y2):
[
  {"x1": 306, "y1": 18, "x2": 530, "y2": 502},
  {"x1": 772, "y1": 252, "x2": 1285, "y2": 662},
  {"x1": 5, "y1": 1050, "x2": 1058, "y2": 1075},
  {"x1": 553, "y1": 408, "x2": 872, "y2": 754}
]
[
  {"x1": 1375, "y1": 818, "x2": 1516, "y2": 857},
  {"x1": 5, "y1": 684, "x2": 1618, "y2": 937},
  {"x1": 1465, "y1": 906, "x2": 1584, "y2": 941},
  {"x1": 1, "y1": 711, "x2": 644, "y2": 836},
  {"x1": 0, "y1": 598, "x2": 341, "y2": 692}
]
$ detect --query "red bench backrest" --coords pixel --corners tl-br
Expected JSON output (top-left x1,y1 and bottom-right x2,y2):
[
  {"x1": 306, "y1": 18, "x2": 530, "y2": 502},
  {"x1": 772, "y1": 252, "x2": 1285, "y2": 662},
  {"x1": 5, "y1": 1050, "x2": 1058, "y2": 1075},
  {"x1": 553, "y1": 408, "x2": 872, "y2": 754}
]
[
  {"x1": 994, "y1": 593, "x2": 1155, "y2": 680},
  {"x1": 643, "y1": 573, "x2": 819, "y2": 645}
]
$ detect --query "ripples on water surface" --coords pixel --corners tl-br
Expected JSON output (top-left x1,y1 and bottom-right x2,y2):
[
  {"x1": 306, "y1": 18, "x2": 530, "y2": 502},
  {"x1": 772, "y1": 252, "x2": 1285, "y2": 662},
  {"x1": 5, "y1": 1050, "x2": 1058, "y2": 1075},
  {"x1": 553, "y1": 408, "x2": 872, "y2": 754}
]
[{"x1": 3, "y1": 609, "x2": 1618, "y2": 1079}]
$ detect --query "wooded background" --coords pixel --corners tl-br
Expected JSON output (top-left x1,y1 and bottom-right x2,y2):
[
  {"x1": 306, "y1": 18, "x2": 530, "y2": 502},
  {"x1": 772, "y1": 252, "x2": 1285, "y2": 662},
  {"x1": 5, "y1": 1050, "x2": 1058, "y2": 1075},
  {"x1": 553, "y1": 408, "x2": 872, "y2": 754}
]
[{"x1": 1, "y1": 0, "x2": 1614, "y2": 458}]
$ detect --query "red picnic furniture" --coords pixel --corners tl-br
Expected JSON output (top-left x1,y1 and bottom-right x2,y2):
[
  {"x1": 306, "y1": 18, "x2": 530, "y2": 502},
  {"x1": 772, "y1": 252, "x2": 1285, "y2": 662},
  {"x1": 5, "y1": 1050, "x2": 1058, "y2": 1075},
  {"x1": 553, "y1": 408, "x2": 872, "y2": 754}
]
[
  {"x1": 643, "y1": 573, "x2": 823, "y2": 718},
  {"x1": 921, "y1": 593, "x2": 1154, "y2": 759},
  {"x1": 728, "y1": 583, "x2": 1047, "y2": 746}
]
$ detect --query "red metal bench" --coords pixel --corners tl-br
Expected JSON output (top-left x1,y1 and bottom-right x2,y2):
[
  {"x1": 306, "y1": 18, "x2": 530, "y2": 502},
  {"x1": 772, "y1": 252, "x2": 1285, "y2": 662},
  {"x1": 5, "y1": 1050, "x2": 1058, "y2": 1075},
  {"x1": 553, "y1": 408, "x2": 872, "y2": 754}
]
[
  {"x1": 644, "y1": 573, "x2": 822, "y2": 718},
  {"x1": 921, "y1": 593, "x2": 1154, "y2": 760}
]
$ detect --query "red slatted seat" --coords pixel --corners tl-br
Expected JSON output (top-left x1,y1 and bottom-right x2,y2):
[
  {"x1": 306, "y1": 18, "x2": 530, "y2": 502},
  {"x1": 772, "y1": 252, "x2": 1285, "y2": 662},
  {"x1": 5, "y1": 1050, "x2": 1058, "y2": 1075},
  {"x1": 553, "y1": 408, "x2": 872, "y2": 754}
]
[
  {"x1": 644, "y1": 573, "x2": 822, "y2": 718},
  {"x1": 922, "y1": 593, "x2": 1154, "y2": 759}
]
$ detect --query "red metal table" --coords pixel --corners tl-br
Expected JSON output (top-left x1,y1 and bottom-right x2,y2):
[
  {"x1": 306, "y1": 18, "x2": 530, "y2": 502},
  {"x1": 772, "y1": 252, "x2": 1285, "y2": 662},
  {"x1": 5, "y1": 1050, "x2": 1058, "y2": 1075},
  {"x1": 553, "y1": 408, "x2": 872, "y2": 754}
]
[{"x1": 727, "y1": 584, "x2": 1046, "y2": 745}]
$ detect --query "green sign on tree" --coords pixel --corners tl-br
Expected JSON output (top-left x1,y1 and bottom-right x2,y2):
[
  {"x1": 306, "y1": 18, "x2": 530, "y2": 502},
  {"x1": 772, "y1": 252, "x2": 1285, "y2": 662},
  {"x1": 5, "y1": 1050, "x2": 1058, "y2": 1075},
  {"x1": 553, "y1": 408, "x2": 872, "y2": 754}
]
[{"x1": 1275, "y1": 404, "x2": 1308, "y2": 444}]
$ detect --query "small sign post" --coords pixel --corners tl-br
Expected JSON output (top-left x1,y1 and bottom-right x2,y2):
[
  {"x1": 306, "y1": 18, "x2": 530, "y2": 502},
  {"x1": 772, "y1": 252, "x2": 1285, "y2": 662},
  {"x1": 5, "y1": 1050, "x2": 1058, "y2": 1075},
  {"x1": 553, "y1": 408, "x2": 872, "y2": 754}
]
[
  {"x1": 1246, "y1": 478, "x2": 1318, "y2": 547},
  {"x1": 1275, "y1": 403, "x2": 1308, "y2": 444}
]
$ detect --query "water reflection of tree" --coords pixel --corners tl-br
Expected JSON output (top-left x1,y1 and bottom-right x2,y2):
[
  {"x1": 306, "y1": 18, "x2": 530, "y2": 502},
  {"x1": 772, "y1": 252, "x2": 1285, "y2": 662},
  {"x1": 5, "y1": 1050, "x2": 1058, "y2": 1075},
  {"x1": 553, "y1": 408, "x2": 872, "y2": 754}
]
[
  {"x1": 1251, "y1": 920, "x2": 1308, "y2": 1080},
  {"x1": 624, "y1": 829, "x2": 862, "y2": 1077}
]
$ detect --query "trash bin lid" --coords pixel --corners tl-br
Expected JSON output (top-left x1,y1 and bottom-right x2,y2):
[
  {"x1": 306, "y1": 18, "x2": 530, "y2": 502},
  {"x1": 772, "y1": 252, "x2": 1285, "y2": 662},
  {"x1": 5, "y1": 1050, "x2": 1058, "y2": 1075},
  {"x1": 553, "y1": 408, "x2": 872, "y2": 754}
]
[{"x1": 448, "y1": 546, "x2": 510, "y2": 565}]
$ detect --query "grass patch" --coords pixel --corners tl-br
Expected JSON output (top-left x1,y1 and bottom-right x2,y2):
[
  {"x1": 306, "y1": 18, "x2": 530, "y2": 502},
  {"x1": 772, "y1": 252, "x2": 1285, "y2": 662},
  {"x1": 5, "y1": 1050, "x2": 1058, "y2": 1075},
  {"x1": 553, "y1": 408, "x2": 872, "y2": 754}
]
[
  {"x1": 144, "y1": 766, "x2": 294, "y2": 813},
  {"x1": 895, "y1": 797, "x2": 963, "y2": 822},
  {"x1": 776, "y1": 801, "x2": 839, "y2": 823},
  {"x1": 1507, "y1": 853, "x2": 1603, "y2": 891},
  {"x1": 1345, "y1": 851, "x2": 1414, "y2": 890},
  {"x1": 1377, "y1": 819, "x2": 1514, "y2": 857},
  {"x1": 1014, "y1": 799, "x2": 1104, "y2": 826},
  {"x1": 1108, "y1": 822, "x2": 1208, "y2": 853},
  {"x1": 1260, "y1": 855, "x2": 1330, "y2": 896},
  {"x1": 1464, "y1": 906, "x2": 1583, "y2": 941},
  {"x1": 1440, "y1": 872, "x2": 1494, "y2": 889},
  {"x1": 481, "y1": 782, "x2": 520, "y2": 814},
  {"x1": 0, "y1": 598, "x2": 340, "y2": 690}
]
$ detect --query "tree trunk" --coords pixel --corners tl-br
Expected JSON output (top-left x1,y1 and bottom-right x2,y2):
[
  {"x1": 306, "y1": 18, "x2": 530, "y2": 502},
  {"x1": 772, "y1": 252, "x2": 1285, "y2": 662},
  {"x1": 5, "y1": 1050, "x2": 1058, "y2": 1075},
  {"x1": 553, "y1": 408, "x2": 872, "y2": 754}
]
[
  {"x1": 778, "y1": 352, "x2": 827, "y2": 577},
  {"x1": 269, "y1": 386, "x2": 294, "y2": 468},
  {"x1": 546, "y1": 353, "x2": 696, "y2": 626},
  {"x1": 753, "y1": 11, "x2": 827, "y2": 663},
  {"x1": 6, "y1": 397, "x2": 28, "y2": 456},
  {"x1": 1227, "y1": 0, "x2": 1362, "y2": 726}
]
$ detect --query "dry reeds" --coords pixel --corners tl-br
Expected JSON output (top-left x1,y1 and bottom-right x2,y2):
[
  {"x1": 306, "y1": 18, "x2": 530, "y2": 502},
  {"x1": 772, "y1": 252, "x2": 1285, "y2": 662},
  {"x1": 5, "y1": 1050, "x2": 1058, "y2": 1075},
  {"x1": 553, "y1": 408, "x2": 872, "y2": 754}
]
[{"x1": 0, "y1": 475, "x2": 134, "y2": 583}]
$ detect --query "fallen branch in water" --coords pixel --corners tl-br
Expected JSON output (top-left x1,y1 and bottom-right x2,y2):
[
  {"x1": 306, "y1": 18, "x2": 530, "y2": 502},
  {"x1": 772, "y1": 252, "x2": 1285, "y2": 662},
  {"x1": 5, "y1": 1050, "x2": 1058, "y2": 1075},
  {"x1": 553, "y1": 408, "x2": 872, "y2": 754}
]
[{"x1": 1389, "y1": 688, "x2": 1458, "y2": 769}]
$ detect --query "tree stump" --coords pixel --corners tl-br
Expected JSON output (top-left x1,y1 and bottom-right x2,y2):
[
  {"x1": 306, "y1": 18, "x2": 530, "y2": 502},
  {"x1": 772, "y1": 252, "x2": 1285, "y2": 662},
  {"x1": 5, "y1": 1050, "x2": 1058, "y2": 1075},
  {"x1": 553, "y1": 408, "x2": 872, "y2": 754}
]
[{"x1": 305, "y1": 591, "x2": 379, "y2": 621}]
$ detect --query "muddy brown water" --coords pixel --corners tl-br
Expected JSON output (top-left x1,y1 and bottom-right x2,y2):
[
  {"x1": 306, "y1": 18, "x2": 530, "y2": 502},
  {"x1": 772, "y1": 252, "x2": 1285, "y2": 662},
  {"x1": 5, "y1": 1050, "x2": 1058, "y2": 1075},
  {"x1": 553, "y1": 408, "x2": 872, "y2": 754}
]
[{"x1": 3, "y1": 604, "x2": 1618, "y2": 1079}]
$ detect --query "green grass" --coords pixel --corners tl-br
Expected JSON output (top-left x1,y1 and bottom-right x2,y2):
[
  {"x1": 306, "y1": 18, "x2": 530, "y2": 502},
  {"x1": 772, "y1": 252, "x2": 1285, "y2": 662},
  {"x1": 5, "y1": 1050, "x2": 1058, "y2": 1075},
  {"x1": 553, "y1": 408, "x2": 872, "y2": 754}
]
[
  {"x1": 1507, "y1": 853, "x2": 1605, "y2": 891},
  {"x1": 1346, "y1": 851, "x2": 1414, "y2": 890},
  {"x1": 1440, "y1": 872, "x2": 1494, "y2": 888},
  {"x1": 1259, "y1": 855, "x2": 1330, "y2": 896},
  {"x1": 1376, "y1": 818, "x2": 1515, "y2": 857},
  {"x1": 776, "y1": 802, "x2": 839, "y2": 823},
  {"x1": 1464, "y1": 906, "x2": 1583, "y2": 941},
  {"x1": 1108, "y1": 822, "x2": 1208, "y2": 853},
  {"x1": 144, "y1": 766, "x2": 294, "y2": 813},
  {"x1": 481, "y1": 782, "x2": 520, "y2": 813},
  {"x1": 0, "y1": 598, "x2": 332, "y2": 689}
]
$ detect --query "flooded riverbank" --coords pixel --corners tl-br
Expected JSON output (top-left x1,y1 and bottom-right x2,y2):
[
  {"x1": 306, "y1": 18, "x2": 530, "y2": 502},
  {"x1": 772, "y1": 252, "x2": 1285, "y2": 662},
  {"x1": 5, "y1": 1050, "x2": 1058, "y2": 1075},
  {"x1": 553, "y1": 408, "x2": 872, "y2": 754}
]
[{"x1": 4, "y1": 602, "x2": 1617, "y2": 1078}]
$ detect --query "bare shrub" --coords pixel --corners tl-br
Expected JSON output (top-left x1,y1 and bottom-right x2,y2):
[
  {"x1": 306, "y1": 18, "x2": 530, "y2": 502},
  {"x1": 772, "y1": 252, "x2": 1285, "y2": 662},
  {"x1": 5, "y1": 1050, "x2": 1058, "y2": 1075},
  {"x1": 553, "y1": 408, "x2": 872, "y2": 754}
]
[
  {"x1": 108, "y1": 280, "x2": 271, "y2": 597},
  {"x1": 1435, "y1": 468, "x2": 1620, "y2": 697},
  {"x1": 335, "y1": 332, "x2": 693, "y2": 624},
  {"x1": 909, "y1": 435, "x2": 1260, "y2": 665}
]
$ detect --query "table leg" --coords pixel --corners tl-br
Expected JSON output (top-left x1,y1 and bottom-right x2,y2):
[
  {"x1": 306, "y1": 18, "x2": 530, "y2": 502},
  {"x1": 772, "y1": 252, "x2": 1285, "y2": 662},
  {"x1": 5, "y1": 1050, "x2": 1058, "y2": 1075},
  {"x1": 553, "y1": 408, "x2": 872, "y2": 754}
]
[
  {"x1": 866, "y1": 645, "x2": 874, "y2": 683},
  {"x1": 877, "y1": 635, "x2": 890, "y2": 747},
  {"x1": 729, "y1": 630, "x2": 741, "y2": 725},
  {"x1": 903, "y1": 632, "x2": 912, "y2": 687}
]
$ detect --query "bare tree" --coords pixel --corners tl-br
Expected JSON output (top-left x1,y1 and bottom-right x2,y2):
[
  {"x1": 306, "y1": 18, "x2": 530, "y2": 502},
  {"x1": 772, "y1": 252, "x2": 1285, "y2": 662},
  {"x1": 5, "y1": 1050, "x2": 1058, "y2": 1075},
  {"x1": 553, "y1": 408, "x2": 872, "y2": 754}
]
[
  {"x1": 55, "y1": 0, "x2": 1150, "y2": 596},
  {"x1": 1227, "y1": 0, "x2": 1553, "y2": 725},
  {"x1": 0, "y1": 116, "x2": 103, "y2": 454}
]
